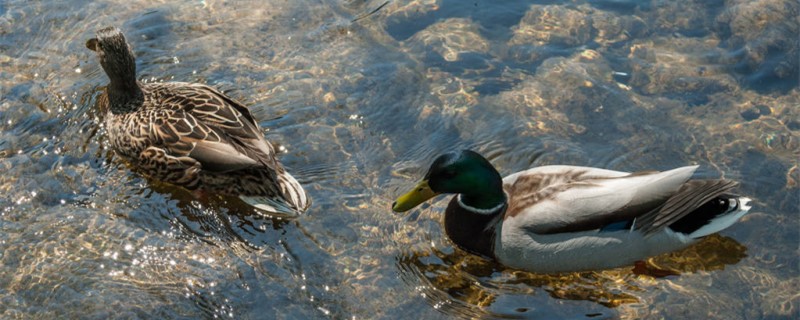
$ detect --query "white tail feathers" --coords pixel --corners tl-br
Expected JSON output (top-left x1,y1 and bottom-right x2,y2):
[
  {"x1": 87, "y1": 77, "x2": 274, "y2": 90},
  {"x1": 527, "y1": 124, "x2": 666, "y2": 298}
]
[
  {"x1": 240, "y1": 172, "x2": 309, "y2": 217},
  {"x1": 240, "y1": 195, "x2": 301, "y2": 217},
  {"x1": 277, "y1": 172, "x2": 309, "y2": 210}
]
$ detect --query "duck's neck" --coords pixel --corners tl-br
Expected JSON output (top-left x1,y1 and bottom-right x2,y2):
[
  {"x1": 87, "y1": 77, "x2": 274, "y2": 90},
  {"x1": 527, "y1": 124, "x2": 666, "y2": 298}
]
[
  {"x1": 459, "y1": 188, "x2": 507, "y2": 213},
  {"x1": 444, "y1": 196, "x2": 505, "y2": 259},
  {"x1": 107, "y1": 80, "x2": 144, "y2": 114},
  {"x1": 444, "y1": 170, "x2": 505, "y2": 258}
]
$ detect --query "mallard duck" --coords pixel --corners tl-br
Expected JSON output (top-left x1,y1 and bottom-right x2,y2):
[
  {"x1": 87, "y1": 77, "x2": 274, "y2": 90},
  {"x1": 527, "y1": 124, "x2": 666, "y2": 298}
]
[
  {"x1": 87, "y1": 26, "x2": 309, "y2": 216},
  {"x1": 392, "y1": 150, "x2": 751, "y2": 273}
]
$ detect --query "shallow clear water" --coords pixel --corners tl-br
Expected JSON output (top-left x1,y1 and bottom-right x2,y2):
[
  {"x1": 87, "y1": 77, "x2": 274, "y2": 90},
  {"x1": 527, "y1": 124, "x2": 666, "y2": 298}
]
[{"x1": 1, "y1": 0, "x2": 798, "y2": 319}]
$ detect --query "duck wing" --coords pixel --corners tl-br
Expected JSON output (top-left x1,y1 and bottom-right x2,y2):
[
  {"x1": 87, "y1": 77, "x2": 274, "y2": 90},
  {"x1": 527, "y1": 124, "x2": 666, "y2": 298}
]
[
  {"x1": 148, "y1": 82, "x2": 281, "y2": 174},
  {"x1": 503, "y1": 165, "x2": 698, "y2": 234},
  {"x1": 634, "y1": 179, "x2": 739, "y2": 235}
]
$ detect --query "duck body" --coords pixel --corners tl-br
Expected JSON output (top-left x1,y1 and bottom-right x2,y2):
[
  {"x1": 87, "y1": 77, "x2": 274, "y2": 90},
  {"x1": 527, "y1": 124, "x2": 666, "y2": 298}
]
[
  {"x1": 88, "y1": 27, "x2": 308, "y2": 216},
  {"x1": 393, "y1": 151, "x2": 751, "y2": 273}
]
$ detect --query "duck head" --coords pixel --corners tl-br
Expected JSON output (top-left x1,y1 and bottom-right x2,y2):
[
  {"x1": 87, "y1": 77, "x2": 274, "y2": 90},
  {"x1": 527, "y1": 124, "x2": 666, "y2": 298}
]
[
  {"x1": 86, "y1": 27, "x2": 138, "y2": 88},
  {"x1": 392, "y1": 150, "x2": 505, "y2": 212}
]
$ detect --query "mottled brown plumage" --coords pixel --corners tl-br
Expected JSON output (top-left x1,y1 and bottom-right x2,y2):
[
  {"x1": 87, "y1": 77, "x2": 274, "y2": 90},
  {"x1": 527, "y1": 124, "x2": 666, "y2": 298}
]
[{"x1": 87, "y1": 26, "x2": 309, "y2": 216}]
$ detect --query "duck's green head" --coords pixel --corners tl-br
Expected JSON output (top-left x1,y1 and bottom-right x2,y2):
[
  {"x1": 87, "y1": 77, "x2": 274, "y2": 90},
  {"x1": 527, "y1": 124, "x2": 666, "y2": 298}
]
[
  {"x1": 86, "y1": 26, "x2": 137, "y2": 86},
  {"x1": 392, "y1": 150, "x2": 505, "y2": 212}
]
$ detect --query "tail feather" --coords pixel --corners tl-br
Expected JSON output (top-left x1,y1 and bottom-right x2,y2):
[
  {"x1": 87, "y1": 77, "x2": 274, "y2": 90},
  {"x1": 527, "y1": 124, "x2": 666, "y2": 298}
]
[
  {"x1": 277, "y1": 172, "x2": 309, "y2": 211},
  {"x1": 240, "y1": 195, "x2": 301, "y2": 217},
  {"x1": 636, "y1": 179, "x2": 738, "y2": 235},
  {"x1": 688, "y1": 197, "x2": 751, "y2": 238},
  {"x1": 240, "y1": 172, "x2": 309, "y2": 217}
]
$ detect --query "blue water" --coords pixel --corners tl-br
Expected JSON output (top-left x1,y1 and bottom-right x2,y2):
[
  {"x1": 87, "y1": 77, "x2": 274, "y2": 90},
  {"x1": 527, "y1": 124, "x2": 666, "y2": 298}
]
[{"x1": 1, "y1": 0, "x2": 798, "y2": 319}]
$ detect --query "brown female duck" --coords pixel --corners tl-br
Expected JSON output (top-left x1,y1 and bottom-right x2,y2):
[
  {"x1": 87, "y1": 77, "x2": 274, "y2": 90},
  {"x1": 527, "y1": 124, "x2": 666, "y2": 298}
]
[{"x1": 87, "y1": 26, "x2": 308, "y2": 216}]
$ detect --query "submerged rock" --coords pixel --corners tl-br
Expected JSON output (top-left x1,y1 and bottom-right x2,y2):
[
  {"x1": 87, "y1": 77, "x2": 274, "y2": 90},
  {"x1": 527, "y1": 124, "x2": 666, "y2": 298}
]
[
  {"x1": 625, "y1": 37, "x2": 738, "y2": 105},
  {"x1": 403, "y1": 17, "x2": 489, "y2": 62},
  {"x1": 715, "y1": 0, "x2": 800, "y2": 91},
  {"x1": 510, "y1": 5, "x2": 593, "y2": 47}
]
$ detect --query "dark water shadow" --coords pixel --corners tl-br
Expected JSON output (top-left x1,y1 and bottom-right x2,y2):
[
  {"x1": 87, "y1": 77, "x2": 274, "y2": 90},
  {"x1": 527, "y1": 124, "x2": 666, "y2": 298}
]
[
  {"x1": 586, "y1": 0, "x2": 651, "y2": 14},
  {"x1": 385, "y1": 0, "x2": 560, "y2": 42}
]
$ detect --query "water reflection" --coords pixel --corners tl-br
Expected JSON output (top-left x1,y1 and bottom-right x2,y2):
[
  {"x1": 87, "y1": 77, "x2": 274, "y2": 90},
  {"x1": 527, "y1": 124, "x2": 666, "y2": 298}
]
[{"x1": 398, "y1": 229, "x2": 747, "y2": 316}]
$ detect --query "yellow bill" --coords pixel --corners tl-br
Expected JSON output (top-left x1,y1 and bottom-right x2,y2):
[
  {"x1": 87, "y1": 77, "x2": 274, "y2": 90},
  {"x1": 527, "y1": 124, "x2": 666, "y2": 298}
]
[{"x1": 392, "y1": 180, "x2": 440, "y2": 212}]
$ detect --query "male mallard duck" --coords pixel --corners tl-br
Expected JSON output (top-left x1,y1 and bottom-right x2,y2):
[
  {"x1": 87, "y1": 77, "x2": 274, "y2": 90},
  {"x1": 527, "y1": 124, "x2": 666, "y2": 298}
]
[
  {"x1": 87, "y1": 26, "x2": 308, "y2": 216},
  {"x1": 392, "y1": 150, "x2": 751, "y2": 273}
]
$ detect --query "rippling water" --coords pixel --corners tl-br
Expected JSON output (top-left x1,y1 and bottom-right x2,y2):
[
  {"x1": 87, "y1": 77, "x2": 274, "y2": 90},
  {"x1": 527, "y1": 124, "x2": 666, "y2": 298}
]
[{"x1": 1, "y1": 0, "x2": 798, "y2": 319}]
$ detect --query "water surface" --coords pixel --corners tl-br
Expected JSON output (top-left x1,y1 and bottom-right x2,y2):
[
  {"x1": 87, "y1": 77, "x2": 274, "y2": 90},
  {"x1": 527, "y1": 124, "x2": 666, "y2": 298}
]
[{"x1": 1, "y1": 0, "x2": 798, "y2": 319}]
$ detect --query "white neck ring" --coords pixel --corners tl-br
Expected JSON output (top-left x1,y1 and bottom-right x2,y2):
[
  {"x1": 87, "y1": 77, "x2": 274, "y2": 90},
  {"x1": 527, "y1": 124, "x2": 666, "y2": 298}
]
[{"x1": 457, "y1": 194, "x2": 506, "y2": 215}]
